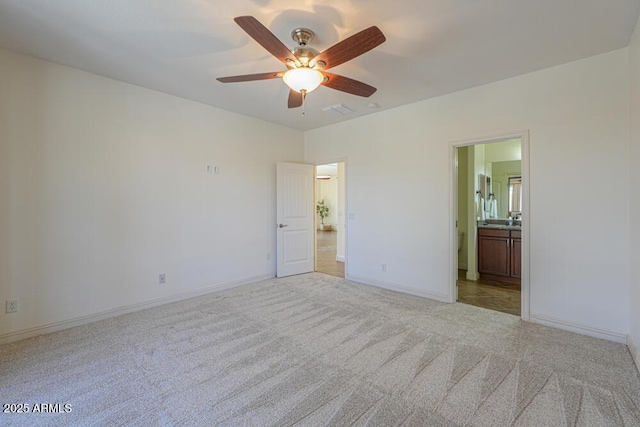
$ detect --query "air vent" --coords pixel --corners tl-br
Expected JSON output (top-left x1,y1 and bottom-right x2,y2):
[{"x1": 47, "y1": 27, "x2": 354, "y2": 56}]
[{"x1": 321, "y1": 104, "x2": 354, "y2": 117}]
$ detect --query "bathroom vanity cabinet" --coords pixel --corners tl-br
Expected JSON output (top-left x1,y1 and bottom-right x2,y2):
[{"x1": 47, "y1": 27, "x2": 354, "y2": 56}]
[{"x1": 478, "y1": 228, "x2": 521, "y2": 284}]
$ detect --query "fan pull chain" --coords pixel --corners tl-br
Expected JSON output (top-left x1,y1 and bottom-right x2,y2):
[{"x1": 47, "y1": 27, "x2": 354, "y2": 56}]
[{"x1": 301, "y1": 90, "x2": 307, "y2": 117}]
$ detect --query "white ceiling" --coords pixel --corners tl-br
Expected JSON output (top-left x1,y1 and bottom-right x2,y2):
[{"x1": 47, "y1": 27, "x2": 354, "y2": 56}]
[{"x1": 0, "y1": 0, "x2": 638, "y2": 131}]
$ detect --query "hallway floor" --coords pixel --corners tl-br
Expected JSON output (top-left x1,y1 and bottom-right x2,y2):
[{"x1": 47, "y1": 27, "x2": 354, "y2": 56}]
[
  {"x1": 457, "y1": 270, "x2": 521, "y2": 316},
  {"x1": 316, "y1": 230, "x2": 345, "y2": 278}
]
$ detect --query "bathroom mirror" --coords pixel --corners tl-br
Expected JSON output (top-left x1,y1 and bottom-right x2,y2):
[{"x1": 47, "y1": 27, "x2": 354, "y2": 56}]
[
  {"x1": 508, "y1": 176, "x2": 522, "y2": 217},
  {"x1": 486, "y1": 160, "x2": 522, "y2": 219}
]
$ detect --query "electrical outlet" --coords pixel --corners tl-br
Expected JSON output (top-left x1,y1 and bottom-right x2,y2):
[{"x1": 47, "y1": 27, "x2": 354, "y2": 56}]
[
  {"x1": 206, "y1": 165, "x2": 220, "y2": 174},
  {"x1": 381, "y1": 264, "x2": 387, "y2": 272},
  {"x1": 6, "y1": 299, "x2": 18, "y2": 314},
  {"x1": 159, "y1": 273, "x2": 166, "y2": 285}
]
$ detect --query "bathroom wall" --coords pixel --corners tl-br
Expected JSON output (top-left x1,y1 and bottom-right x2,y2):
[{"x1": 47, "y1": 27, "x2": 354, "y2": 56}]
[
  {"x1": 457, "y1": 147, "x2": 469, "y2": 269},
  {"x1": 484, "y1": 139, "x2": 522, "y2": 163}
]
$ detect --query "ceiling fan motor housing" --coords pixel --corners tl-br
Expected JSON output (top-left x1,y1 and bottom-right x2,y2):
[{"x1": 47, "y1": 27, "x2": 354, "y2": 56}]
[
  {"x1": 290, "y1": 28, "x2": 319, "y2": 67},
  {"x1": 291, "y1": 28, "x2": 315, "y2": 46}
]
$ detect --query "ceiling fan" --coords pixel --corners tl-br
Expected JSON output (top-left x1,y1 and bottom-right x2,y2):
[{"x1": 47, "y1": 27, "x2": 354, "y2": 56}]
[{"x1": 217, "y1": 16, "x2": 386, "y2": 109}]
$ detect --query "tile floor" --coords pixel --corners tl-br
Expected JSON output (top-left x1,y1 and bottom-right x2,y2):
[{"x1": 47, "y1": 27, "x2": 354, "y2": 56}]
[
  {"x1": 457, "y1": 269, "x2": 521, "y2": 316},
  {"x1": 316, "y1": 230, "x2": 345, "y2": 278}
]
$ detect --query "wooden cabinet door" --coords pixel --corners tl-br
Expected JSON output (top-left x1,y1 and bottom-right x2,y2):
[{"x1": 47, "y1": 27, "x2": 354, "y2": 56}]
[
  {"x1": 511, "y1": 238, "x2": 522, "y2": 279},
  {"x1": 478, "y1": 236, "x2": 510, "y2": 277}
]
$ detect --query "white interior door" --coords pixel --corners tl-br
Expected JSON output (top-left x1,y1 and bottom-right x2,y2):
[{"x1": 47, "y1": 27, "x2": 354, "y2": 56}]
[{"x1": 277, "y1": 162, "x2": 315, "y2": 277}]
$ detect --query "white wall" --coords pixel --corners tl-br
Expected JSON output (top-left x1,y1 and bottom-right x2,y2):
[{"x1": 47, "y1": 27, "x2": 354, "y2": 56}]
[
  {"x1": 306, "y1": 48, "x2": 631, "y2": 340},
  {"x1": 316, "y1": 177, "x2": 338, "y2": 228},
  {"x1": 628, "y1": 14, "x2": 640, "y2": 369},
  {"x1": 0, "y1": 48, "x2": 304, "y2": 340}
]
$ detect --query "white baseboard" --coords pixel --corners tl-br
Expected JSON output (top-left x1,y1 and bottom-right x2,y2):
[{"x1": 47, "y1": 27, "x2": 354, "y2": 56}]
[
  {"x1": 346, "y1": 274, "x2": 450, "y2": 303},
  {"x1": 628, "y1": 334, "x2": 640, "y2": 374},
  {"x1": 336, "y1": 255, "x2": 345, "y2": 262},
  {"x1": 0, "y1": 273, "x2": 274, "y2": 345},
  {"x1": 529, "y1": 312, "x2": 627, "y2": 344}
]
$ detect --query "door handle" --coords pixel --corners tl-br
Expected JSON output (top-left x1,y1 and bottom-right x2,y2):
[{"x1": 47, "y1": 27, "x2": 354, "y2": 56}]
[{"x1": 278, "y1": 224, "x2": 288, "y2": 228}]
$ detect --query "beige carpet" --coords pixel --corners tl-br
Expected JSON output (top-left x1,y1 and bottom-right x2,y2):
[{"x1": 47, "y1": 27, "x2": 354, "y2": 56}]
[{"x1": 1, "y1": 273, "x2": 639, "y2": 426}]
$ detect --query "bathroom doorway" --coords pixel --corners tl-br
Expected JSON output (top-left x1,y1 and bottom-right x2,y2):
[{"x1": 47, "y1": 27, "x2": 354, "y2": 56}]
[
  {"x1": 453, "y1": 134, "x2": 529, "y2": 318},
  {"x1": 315, "y1": 162, "x2": 346, "y2": 278}
]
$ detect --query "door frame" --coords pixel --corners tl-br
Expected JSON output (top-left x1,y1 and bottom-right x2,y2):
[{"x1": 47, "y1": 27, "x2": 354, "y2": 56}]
[
  {"x1": 313, "y1": 158, "x2": 348, "y2": 276},
  {"x1": 449, "y1": 131, "x2": 530, "y2": 321}
]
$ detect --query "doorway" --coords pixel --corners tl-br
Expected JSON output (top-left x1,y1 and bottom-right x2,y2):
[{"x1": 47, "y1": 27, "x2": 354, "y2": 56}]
[
  {"x1": 452, "y1": 133, "x2": 529, "y2": 319},
  {"x1": 315, "y1": 162, "x2": 346, "y2": 278}
]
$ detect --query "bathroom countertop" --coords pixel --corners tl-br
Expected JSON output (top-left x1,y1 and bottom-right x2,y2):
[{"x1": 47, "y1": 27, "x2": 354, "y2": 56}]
[{"x1": 477, "y1": 223, "x2": 522, "y2": 231}]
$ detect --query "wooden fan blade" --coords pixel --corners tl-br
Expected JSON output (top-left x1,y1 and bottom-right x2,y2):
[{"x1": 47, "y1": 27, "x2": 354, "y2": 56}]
[
  {"x1": 234, "y1": 16, "x2": 299, "y2": 66},
  {"x1": 288, "y1": 90, "x2": 303, "y2": 108},
  {"x1": 322, "y1": 72, "x2": 377, "y2": 97},
  {"x1": 217, "y1": 72, "x2": 283, "y2": 83},
  {"x1": 312, "y1": 26, "x2": 385, "y2": 70}
]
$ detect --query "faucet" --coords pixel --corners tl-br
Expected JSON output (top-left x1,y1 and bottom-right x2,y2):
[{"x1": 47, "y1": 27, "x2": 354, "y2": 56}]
[{"x1": 509, "y1": 214, "x2": 522, "y2": 226}]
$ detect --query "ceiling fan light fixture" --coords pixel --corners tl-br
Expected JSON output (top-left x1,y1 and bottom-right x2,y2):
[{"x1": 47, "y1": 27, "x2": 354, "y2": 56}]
[{"x1": 283, "y1": 67, "x2": 324, "y2": 93}]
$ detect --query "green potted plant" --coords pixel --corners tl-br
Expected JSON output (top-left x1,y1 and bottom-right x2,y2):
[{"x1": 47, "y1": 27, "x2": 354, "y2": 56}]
[{"x1": 316, "y1": 200, "x2": 331, "y2": 231}]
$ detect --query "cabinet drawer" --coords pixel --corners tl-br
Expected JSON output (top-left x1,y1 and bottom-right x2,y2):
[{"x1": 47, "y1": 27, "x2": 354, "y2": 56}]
[
  {"x1": 478, "y1": 228, "x2": 510, "y2": 238},
  {"x1": 511, "y1": 230, "x2": 521, "y2": 239}
]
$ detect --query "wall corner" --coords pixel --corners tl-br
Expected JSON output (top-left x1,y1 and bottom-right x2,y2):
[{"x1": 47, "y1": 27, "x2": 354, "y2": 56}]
[{"x1": 629, "y1": 334, "x2": 640, "y2": 374}]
